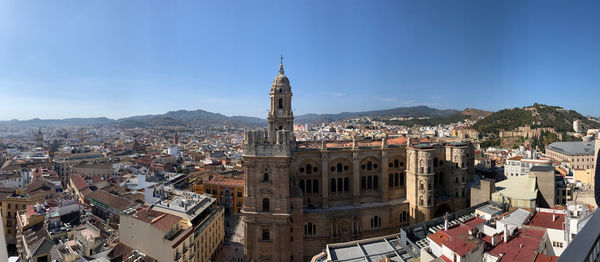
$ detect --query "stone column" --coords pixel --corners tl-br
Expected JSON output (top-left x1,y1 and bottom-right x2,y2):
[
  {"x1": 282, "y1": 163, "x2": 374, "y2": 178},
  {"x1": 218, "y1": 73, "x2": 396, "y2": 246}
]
[
  {"x1": 352, "y1": 151, "x2": 360, "y2": 206},
  {"x1": 321, "y1": 152, "x2": 329, "y2": 209},
  {"x1": 381, "y1": 150, "x2": 389, "y2": 202}
]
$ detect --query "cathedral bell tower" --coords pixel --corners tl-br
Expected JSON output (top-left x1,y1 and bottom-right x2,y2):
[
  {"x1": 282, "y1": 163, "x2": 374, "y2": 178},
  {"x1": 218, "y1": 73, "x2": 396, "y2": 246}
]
[{"x1": 268, "y1": 56, "x2": 294, "y2": 132}]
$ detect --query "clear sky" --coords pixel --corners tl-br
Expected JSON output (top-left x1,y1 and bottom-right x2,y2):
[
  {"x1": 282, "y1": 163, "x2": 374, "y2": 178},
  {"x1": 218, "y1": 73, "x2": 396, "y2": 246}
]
[{"x1": 1, "y1": 0, "x2": 600, "y2": 120}]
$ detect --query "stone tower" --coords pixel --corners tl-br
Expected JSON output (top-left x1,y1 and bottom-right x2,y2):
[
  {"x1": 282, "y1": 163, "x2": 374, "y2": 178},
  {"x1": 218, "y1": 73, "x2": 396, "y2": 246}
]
[
  {"x1": 406, "y1": 144, "x2": 435, "y2": 223},
  {"x1": 242, "y1": 61, "x2": 298, "y2": 262},
  {"x1": 268, "y1": 57, "x2": 294, "y2": 132}
]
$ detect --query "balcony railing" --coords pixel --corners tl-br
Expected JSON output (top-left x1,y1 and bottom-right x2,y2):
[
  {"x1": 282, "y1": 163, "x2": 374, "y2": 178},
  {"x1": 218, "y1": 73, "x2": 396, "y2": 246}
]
[{"x1": 558, "y1": 210, "x2": 600, "y2": 262}]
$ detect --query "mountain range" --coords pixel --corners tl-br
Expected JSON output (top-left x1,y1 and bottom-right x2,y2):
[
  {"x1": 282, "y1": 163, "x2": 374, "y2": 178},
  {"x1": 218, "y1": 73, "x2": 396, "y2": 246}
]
[
  {"x1": 0, "y1": 106, "x2": 463, "y2": 128},
  {"x1": 0, "y1": 105, "x2": 595, "y2": 131}
]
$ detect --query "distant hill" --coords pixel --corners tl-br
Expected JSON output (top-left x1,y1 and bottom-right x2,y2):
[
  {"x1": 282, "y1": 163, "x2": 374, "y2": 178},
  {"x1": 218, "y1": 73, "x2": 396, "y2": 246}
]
[
  {"x1": 0, "y1": 117, "x2": 114, "y2": 128},
  {"x1": 115, "y1": 109, "x2": 266, "y2": 128},
  {"x1": 380, "y1": 108, "x2": 492, "y2": 126},
  {"x1": 472, "y1": 103, "x2": 600, "y2": 135},
  {"x1": 0, "y1": 110, "x2": 267, "y2": 129},
  {"x1": 295, "y1": 106, "x2": 460, "y2": 124}
]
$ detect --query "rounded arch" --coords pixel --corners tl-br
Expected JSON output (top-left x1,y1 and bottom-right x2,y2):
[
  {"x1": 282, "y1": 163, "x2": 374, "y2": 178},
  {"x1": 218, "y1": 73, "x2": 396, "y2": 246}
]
[
  {"x1": 328, "y1": 157, "x2": 353, "y2": 175},
  {"x1": 297, "y1": 158, "x2": 321, "y2": 176}
]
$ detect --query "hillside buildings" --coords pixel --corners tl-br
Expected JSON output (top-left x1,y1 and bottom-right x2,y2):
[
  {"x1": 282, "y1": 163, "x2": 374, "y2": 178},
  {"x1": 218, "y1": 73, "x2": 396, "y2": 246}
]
[{"x1": 242, "y1": 62, "x2": 475, "y2": 261}]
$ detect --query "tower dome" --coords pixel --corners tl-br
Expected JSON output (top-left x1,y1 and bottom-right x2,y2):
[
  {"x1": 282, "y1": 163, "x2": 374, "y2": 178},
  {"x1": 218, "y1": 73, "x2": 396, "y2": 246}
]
[{"x1": 272, "y1": 60, "x2": 291, "y2": 92}]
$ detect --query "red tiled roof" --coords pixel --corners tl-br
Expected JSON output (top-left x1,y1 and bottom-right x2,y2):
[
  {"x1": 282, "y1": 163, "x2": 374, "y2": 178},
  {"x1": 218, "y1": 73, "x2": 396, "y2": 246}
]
[
  {"x1": 464, "y1": 217, "x2": 486, "y2": 229},
  {"x1": 508, "y1": 156, "x2": 524, "y2": 161},
  {"x1": 488, "y1": 228, "x2": 545, "y2": 262},
  {"x1": 535, "y1": 253, "x2": 559, "y2": 262},
  {"x1": 527, "y1": 211, "x2": 566, "y2": 230},
  {"x1": 135, "y1": 209, "x2": 182, "y2": 232},
  {"x1": 70, "y1": 175, "x2": 89, "y2": 191},
  {"x1": 427, "y1": 222, "x2": 483, "y2": 256},
  {"x1": 86, "y1": 190, "x2": 133, "y2": 211}
]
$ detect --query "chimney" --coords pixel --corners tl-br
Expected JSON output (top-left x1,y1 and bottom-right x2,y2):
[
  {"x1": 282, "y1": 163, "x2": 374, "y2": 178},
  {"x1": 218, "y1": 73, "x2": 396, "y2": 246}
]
[
  {"x1": 491, "y1": 234, "x2": 497, "y2": 246},
  {"x1": 504, "y1": 224, "x2": 508, "y2": 243},
  {"x1": 444, "y1": 212, "x2": 449, "y2": 231}
]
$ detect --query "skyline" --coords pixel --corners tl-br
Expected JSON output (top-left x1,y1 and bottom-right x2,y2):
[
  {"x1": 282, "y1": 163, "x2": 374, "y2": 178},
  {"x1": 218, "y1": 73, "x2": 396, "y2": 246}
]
[{"x1": 2, "y1": 1, "x2": 600, "y2": 120}]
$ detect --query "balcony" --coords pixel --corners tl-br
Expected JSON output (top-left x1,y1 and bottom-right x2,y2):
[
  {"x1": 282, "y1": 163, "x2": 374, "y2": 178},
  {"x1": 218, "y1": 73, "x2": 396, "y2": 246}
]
[{"x1": 558, "y1": 210, "x2": 600, "y2": 262}]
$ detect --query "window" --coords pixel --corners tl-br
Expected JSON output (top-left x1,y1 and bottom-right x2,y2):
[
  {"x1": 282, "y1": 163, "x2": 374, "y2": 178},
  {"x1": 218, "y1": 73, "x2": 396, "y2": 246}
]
[
  {"x1": 337, "y1": 178, "x2": 343, "y2": 192},
  {"x1": 361, "y1": 176, "x2": 366, "y2": 190},
  {"x1": 367, "y1": 161, "x2": 372, "y2": 170},
  {"x1": 373, "y1": 175, "x2": 379, "y2": 189},
  {"x1": 305, "y1": 223, "x2": 316, "y2": 236},
  {"x1": 344, "y1": 178, "x2": 349, "y2": 192},
  {"x1": 263, "y1": 172, "x2": 269, "y2": 182},
  {"x1": 394, "y1": 173, "x2": 399, "y2": 186},
  {"x1": 367, "y1": 176, "x2": 373, "y2": 189},
  {"x1": 389, "y1": 174, "x2": 394, "y2": 188},
  {"x1": 306, "y1": 164, "x2": 312, "y2": 174},
  {"x1": 370, "y1": 216, "x2": 381, "y2": 229},
  {"x1": 262, "y1": 229, "x2": 270, "y2": 241},
  {"x1": 262, "y1": 198, "x2": 270, "y2": 212},
  {"x1": 394, "y1": 159, "x2": 399, "y2": 168},
  {"x1": 313, "y1": 180, "x2": 318, "y2": 193},
  {"x1": 306, "y1": 180, "x2": 312, "y2": 193},
  {"x1": 278, "y1": 98, "x2": 283, "y2": 109},
  {"x1": 331, "y1": 179, "x2": 336, "y2": 193},
  {"x1": 402, "y1": 211, "x2": 408, "y2": 222},
  {"x1": 299, "y1": 180, "x2": 305, "y2": 193},
  {"x1": 400, "y1": 172, "x2": 405, "y2": 186},
  {"x1": 337, "y1": 163, "x2": 342, "y2": 173},
  {"x1": 433, "y1": 158, "x2": 438, "y2": 167}
]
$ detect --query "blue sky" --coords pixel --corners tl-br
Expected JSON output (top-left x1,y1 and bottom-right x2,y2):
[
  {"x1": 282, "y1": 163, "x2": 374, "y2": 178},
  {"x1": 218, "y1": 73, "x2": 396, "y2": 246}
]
[{"x1": 1, "y1": 0, "x2": 600, "y2": 120}]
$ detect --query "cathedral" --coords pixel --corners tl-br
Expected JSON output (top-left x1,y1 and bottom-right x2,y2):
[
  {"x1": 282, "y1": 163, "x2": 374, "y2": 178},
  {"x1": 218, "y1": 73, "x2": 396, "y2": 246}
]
[{"x1": 242, "y1": 61, "x2": 475, "y2": 262}]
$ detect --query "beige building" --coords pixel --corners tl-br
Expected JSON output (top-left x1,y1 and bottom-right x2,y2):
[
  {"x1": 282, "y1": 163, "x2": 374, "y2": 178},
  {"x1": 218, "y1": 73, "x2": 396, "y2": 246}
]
[
  {"x1": 71, "y1": 162, "x2": 113, "y2": 178},
  {"x1": 54, "y1": 151, "x2": 108, "y2": 186},
  {"x1": 119, "y1": 193, "x2": 224, "y2": 262},
  {"x1": 242, "y1": 62, "x2": 475, "y2": 262},
  {"x1": 546, "y1": 141, "x2": 595, "y2": 170},
  {"x1": 574, "y1": 168, "x2": 594, "y2": 186}
]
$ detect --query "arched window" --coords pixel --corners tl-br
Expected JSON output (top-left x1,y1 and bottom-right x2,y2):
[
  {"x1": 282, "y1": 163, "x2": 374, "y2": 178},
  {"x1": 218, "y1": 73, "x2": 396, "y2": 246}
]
[
  {"x1": 367, "y1": 161, "x2": 373, "y2": 170},
  {"x1": 367, "y1": 176, "x2": 373, "y2": 189},
  {"x1": 420, "y1": 167, "x2": 424, "y2": 173},
  {"x1": 455, "y1": 177, "x2": 459, "y2": 183},
  {"x1": 278, "y1": 98, "x2": 283, "y2": 109},
  {"x1": 419, "y1": 196, "x2": 424, "y2": 206},
  {"x1": 373, "y1": 175, "x2": 379, "y2": 189},
  {"x1": 262, "y1": 198, "x2": 270, "y2": 212},
  {"x1": 337, "y1": 163, "x2": 342, "y2": 173},
  {"x1": 427, "y1": 167, "x2": 431, "y2": 173},
  {"x1": 394, "y1": 159, "x2": 399, "y2": 168},
  {"x1": 337, "y1": 177, "x2": 343, "y2": 192},
  {"x1": 279, "y1": 125, "x2": 283, "y2": 130},
  {"x1": 299, "y1": 180, "x2": 305, "y2": 193},
  {"x1": 394, "y1": 173, "x2": 399, "y2": 186},
  {"x1": 331, "y1": 179, "x2": 336, "y2": 193},
  {"x1": 420, "y1": 181, "x2": 424, "y2": 190},
  {"x1": 313, "y1": 180, "x2": 318, "y2": 193},
  {"x1": 306, "y1": 164, "x2": 312, "y2": 174},
  {"x1": 306, "y1": 180, "x2": 312, "y2": 193},
  {"x1": 263, "y1": 172, "x2": 269, "y2": 182}
]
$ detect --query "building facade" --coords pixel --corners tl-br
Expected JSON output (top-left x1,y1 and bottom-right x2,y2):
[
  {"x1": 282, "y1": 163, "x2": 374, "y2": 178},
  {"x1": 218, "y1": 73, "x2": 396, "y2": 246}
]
[
  {"x1": 546, "y1": 141, "x2": 595, "y2": 171},
  {"x1": 242, "y1": 62, "x2": 475, "y2": 262}
]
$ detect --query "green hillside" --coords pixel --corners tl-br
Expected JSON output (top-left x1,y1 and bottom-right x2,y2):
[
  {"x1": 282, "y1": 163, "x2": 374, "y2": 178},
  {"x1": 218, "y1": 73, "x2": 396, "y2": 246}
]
[{"x1": 472, "y1": 103, "x2": 600, "y2": 135}]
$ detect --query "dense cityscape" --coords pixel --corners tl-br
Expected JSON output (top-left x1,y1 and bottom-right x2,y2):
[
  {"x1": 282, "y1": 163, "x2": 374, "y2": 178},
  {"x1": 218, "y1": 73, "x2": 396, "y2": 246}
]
[{"x1": 3, "y1": 1, "x2": 600, "y2": 262}]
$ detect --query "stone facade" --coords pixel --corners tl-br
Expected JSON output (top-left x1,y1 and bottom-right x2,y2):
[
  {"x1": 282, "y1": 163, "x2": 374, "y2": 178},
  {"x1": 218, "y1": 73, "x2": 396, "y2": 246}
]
[{"x1": 242, "y1": 62, "x2": 475, "y2": 262}]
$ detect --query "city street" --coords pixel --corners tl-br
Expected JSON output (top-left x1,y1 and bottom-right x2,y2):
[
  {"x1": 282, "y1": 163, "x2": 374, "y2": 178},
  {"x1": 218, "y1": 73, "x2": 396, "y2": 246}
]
[{"x1": 215, "y1": 214, "x2": 245, "y2": 262}]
